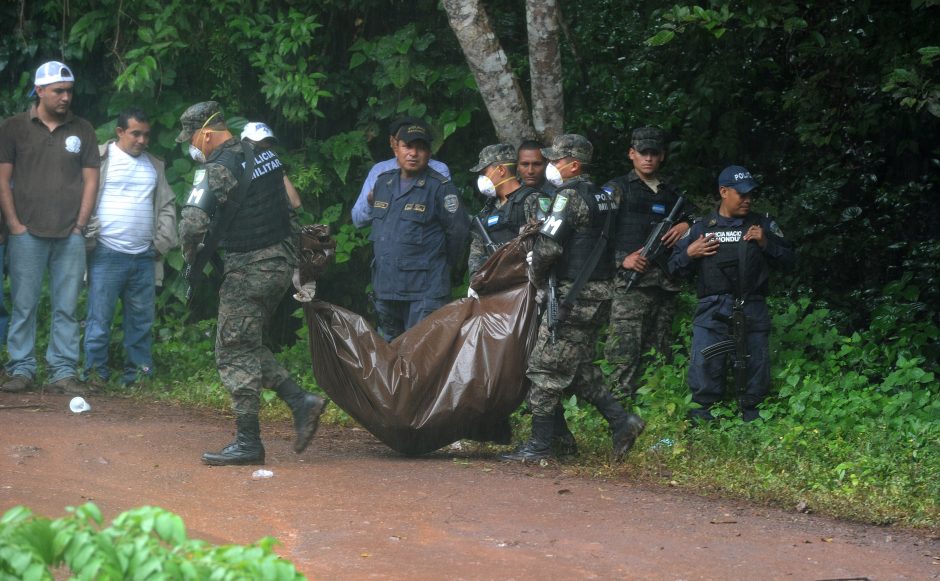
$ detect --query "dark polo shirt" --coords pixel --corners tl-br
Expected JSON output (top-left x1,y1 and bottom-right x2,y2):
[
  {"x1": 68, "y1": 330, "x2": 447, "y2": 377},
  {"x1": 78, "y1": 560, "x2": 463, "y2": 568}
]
[{"x1": 0, "y1": 105, "x2": 99, "y2": 238}]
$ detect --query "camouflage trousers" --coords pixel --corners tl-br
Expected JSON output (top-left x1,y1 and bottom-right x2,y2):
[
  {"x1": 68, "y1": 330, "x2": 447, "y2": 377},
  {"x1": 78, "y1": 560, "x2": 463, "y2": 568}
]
[
  {"x1": 604, "y1": 282, "x2": 678, "y2": 397},
  {"x1": 216, "y1": 257, "x2": 292, "y2": 415},
  {"x1": 526, "y1": 297, "x2": 612, "y2": 416}
]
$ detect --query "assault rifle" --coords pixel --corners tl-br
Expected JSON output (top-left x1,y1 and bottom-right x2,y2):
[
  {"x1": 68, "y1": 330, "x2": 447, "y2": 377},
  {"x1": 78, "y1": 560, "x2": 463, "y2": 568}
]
[
  {"x1": 621, "y1": 195, "x2": 686, "y2": 292},
  {"x1": 700, "y1": 232, "x2": 754, "y2": 398},
  {"x1": 184, "y1": 249, "x2": 225, "y2": 306},
  {"x1": 471, "y1": 215, "x2": 501, "y2": 256},
  {"x1": 700, "y1": 296, "x2": 748, "y2": 396}
]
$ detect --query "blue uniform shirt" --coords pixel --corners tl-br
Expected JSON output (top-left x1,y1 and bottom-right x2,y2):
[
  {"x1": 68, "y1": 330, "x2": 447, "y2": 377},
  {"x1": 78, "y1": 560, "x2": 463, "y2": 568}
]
[
  {"x1": 369, "y1": 167, "x2": 469, "y2": 300},
  {"x1": 352, "y1": 157, "x2": 451, "y2": 228}
]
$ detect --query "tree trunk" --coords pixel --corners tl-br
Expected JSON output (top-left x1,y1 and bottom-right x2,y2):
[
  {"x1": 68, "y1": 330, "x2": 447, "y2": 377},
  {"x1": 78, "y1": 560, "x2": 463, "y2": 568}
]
[
  {"x1": 526, "y1": 0, "x2": 564, "y2": 143},
  {"x1": 442, "y1": 0, "x2": 536, "y2": 145}
]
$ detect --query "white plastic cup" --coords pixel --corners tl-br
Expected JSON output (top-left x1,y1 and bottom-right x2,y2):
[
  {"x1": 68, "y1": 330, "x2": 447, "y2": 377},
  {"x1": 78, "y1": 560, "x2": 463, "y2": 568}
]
[{"x1": 69, "y1": 396, "x2": 91, "y2": 414}]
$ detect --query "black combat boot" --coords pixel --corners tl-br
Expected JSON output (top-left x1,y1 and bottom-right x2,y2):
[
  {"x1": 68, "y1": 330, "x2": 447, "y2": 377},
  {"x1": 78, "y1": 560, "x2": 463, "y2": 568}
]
[
  {"x1": 202, "y1": 414, "x2": 265, "y2": 466},
  {"x1": 499, "y1": 414, "x2": 554, "y2": 462},
  {"x1": 552, "y1": 405, "x2": 579, "y2": 457},
  {"x1": 274, "y1": 378, "x2": 330, "y2": 453},
  {"x1": 591, "y1": 391, "x2": 646, "y2": 461}
]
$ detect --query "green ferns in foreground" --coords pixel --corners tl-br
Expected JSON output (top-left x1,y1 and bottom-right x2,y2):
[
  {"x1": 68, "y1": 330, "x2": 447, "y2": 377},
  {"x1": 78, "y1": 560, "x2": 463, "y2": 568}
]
[{"x1": 0, "y1": 503, "x2": 304, "y2": 581}]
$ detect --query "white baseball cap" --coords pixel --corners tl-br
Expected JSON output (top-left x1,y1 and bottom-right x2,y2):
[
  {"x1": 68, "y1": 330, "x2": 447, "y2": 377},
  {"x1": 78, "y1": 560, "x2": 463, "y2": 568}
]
[
  {"x1": 241, "y1": 122, "x2": 277, "y2": 144},
  {"x1": 35, "y1": 61, "x2": 75, "y2": 86}
]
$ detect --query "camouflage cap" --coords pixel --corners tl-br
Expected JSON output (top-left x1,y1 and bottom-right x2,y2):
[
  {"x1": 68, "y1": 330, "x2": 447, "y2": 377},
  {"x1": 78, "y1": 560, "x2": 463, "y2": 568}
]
[
  {"x1": 470, "y1": 143, "x2": 517, "y2": 172},
  {"x1": 541, "y1": 134, "x2": 593, "y2": 163},
  {"x1": 631, "y1": 126, "x2": 665, "y2": 153},
  {"x1": 175, "y1": 101, "x2": 225, "y2": 143}
]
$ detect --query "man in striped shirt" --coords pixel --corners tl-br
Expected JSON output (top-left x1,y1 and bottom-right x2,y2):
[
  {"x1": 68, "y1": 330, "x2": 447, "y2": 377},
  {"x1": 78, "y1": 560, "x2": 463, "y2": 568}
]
[{"x1": 83, "y1": 106, "x2": 178, "y2": 385}]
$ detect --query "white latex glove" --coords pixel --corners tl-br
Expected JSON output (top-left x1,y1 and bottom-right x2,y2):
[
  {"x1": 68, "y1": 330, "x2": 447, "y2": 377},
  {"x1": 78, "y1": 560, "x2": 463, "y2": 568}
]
[
  {"x1": 467, "y1": 287, "x2": 479, "y2": 300},
  {"x1": 293, "y1": 280, "x2": 317, "y2": 303},
  {"x1": 526, "y1": 250, "x2": 534, "y2": 265}
]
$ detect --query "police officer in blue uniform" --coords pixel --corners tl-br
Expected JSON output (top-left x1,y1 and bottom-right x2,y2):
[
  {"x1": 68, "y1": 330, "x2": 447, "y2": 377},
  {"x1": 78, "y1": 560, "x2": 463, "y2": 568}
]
[
  {"x1": 369, "y1": 119, "x2": 469, "y2": 341},
  {"x1": 668, "y1": 165, "x2": 795, "y2": 421}
]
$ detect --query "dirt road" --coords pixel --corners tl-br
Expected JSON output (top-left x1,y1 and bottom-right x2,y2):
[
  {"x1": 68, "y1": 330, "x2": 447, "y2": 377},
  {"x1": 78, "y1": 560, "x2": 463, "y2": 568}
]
[{"x1": 2, "y1": 393, "x2": 937, "y2": 580}]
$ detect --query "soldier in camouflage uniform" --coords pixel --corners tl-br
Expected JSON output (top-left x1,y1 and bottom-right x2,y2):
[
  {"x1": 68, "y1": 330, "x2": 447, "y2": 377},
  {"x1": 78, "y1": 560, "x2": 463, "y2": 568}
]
[
  {"x1": 467, "y1": 143, "x2": 578, "y2": 455},
  {"x1": 501, "y1": 134, "x2": 646, "y2": 462},
  {"x1": 466, "y1": 143, "x2": 539, "y2": 278},
  {"x1": 176, "y1": 102, "x2": 328, "y2": 466},
  {"x1": 604, "y1": 127, "x2": 691, "y2": 399}
]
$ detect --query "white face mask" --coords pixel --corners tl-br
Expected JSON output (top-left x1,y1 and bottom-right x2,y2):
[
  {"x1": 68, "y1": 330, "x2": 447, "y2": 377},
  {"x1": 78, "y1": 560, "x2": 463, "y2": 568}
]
[
  {"x1": 476, "y1": 175, "x2": 497, "y2": 198},
  {"x1": 188, "y1": 144, "x2": 206, "y2": 163},
  {"x1": 545, "y1": 162, "x2": 564, "y2": 187}
]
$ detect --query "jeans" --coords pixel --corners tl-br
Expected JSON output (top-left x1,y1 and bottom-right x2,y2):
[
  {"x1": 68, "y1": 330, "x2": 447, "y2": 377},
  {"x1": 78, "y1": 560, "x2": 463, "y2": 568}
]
[
  {"x1": 6, "y1": 232, "x2": 85, "y2": 382},
  {"x1": 373, "y1": 297, "x2": 448, "y2": 342},
  {"x1": 0, "y1": 243, "x2": 9, "y2": 351},
  {"x1": 84, "y1": 245, "x2": 156, "y2": 383}
]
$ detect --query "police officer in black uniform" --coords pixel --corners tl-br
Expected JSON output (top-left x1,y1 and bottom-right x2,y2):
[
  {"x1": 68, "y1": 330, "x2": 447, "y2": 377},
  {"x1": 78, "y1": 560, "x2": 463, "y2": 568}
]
[
  {"x1": 369, "y1": 119, "x2": 469, "y2": 341},
  {"x1": 668, "y1": 165, "x2": 795, "y2": 421}
]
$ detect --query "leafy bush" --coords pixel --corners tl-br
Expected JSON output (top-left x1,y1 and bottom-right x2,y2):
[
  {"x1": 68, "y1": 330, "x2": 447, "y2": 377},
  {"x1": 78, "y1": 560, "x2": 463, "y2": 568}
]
[
  {"x1": 0, "y1": 503, "x2": 304, "y2": 580},
  {"x1": 564, "y1": 278, "x2": 939, "y2": 527}
]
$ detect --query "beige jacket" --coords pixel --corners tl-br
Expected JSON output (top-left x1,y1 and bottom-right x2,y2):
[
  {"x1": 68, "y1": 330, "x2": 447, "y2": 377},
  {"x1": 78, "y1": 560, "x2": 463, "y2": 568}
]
[{"x1": 95, "y1": 141, "x2": 179, "y2": 285}]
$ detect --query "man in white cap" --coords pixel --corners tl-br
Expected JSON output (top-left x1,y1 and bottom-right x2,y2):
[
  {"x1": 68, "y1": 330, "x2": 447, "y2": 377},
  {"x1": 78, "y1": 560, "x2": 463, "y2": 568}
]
[
  {"x1": 0, "y1": 60, "x2": 100, "y2": 395},
  {"x1": 240, "y1": 122, "x2": 302, "y2": 211}
]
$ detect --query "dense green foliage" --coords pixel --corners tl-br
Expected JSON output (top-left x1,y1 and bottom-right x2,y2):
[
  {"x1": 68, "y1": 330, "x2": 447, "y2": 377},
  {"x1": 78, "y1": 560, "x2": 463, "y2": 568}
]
[
  {"x1": 0, "y1": 503, "x2": 304, "y2": 580},
  {"x1": 1, "y1": 0, "x2": 937, "y2": 528},
  {"x1": 599, "y1": 277, "x2": 939, "y2": 528}
]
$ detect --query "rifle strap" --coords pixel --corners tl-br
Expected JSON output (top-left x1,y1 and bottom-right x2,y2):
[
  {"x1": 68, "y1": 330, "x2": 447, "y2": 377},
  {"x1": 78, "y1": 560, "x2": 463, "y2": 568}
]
[
  {"x1": 189, "y1": 140, "x2": 257, "y2": 279},
  {"x1": 559, "y1": 191, "x2": 614, "y2": 318}
]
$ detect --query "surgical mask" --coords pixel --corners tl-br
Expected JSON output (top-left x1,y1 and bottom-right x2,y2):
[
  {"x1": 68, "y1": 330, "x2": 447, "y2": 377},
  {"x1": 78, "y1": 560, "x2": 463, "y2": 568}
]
[
  {"x1": 186, "y1": 111, "x2": 220, "y2": 164},
  {"x1": 545, "y1": 162, "x2": 564, "y2": 187},
  {"x1": 477, "y1": 175, "x2": 497, "y2": 198},
  {"x1": 188, "y1": 144, "x2": 206, "y2": 163}
]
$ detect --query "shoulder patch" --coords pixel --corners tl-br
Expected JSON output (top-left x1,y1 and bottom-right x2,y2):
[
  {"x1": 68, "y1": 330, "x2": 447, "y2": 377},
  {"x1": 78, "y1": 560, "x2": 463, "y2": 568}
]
[
  {"x1": 192, "y1": 169, "x2": 206, "y2": 185},
  {"x1": 769, "y1": 220, "x2": 784, "y2": 238},
  {"x1": 552, "y1": 194, "x2": 568, "y2": 213},
  {"x1": 538, "y1": 196, "x2": 552, "y2": 214},
  {"x1": 444, "y1": 194, "x2": 459, "y2": 214}
]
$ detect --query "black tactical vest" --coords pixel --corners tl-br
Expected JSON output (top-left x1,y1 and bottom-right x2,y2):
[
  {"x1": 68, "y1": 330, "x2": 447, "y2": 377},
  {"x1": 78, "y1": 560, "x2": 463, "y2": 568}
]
[
  {"x1": 480, "y1": 185, "x2": 537, "y2": 245},
  {"x1": 213, "y1": 144, "x2": 291, "y2": 253},
  {"x1": 614, "y1": 175, "x2": 681, "y2": 253},
  {"x1": 697, "y1": 214, "x2": 769, "y2": 298},
  {"x1": 557, "y1": 181, "x2": 616, "y2": 281}
]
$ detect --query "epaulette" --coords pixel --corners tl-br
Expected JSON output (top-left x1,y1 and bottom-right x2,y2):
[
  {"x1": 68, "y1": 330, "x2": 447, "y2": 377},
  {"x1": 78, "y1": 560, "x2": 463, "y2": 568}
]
[
  {"x1": 376, "y1": 167, "x2": 399, "y2": 179},
  {"x1": 426, "y1": 167, "x2": 450, "y2": 184}
]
